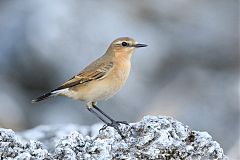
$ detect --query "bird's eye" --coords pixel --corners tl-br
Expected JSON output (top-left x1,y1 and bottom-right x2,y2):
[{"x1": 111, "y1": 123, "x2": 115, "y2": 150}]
[{"x1": 121, "y1": 42, "x2": 128, "y2": 47}]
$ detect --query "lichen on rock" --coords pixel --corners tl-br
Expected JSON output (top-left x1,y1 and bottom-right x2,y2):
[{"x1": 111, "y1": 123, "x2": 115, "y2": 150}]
[{"x1": 0, "y1": 115, "x2": 228, "y2": 159}]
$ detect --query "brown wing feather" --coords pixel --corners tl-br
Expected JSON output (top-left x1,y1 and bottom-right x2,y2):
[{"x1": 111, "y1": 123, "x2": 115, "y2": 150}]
[{"x1": 54, "y1": 62, "x2": 113, "y2": 91}]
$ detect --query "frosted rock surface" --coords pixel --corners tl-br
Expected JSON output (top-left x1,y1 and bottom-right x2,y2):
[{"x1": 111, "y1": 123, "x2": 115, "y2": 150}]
[{"x1": 0, "y1": 115, "x2": 228, "y2": 159}]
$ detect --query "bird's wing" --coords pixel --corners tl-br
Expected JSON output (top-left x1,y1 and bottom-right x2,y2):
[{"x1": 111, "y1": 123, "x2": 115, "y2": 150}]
[{"x1": 54, "y1": 61, "x2": 114, "y2": 91}]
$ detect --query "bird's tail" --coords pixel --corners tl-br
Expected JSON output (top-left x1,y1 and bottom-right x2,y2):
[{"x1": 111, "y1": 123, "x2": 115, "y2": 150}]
[{"x1": 31, "y1": 88, "x2": 68, "y2": 103}]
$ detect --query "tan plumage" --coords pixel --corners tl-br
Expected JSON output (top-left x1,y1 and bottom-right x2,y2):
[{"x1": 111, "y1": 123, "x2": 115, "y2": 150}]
[{"x1": 32, "y1": 37, "x2": 147, "y2": 135}]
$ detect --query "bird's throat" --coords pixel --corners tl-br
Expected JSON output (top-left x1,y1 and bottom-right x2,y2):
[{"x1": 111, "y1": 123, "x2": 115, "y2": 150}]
[{"x1": 114, "y1": 50, "x2": 133, "y2": 61}]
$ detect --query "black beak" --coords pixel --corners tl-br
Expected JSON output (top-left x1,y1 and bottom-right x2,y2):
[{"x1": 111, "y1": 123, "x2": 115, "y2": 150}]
[{"x1": 134, "y1": 43, "x2": 148, "y2": 48}]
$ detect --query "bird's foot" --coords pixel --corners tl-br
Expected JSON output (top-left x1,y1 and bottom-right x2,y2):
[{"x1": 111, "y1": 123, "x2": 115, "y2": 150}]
[{"x1": 99, "y1": 120, "x2": 129, "y2": 138}]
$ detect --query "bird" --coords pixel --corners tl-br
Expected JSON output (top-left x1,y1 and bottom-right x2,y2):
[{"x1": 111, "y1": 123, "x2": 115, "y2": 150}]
[{"x1": 32, "y1": 37, "x2": 147, "y2": 136}]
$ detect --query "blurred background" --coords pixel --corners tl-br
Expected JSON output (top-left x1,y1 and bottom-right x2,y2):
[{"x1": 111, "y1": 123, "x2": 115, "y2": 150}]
[{"x1": 0, "y1": 0, "x2": 238, "y2": 158}]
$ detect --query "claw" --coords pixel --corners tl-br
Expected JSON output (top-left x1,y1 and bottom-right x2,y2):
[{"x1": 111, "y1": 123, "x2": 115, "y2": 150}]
[
  {"x1": 98, "y1": 120, "x2": 127, "y2": 138},
  {"x1": 99, "y1": 124, "x2": 108, "y2": 133}
]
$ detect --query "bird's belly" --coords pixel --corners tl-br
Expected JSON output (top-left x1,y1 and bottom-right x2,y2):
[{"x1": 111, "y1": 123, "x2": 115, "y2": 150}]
[
  {"x1": 64, "y1": 78, "x2": 125, "y2": 102},
  {"x1": 88, "y1": 80, "x2": 120, "y2": 101}
]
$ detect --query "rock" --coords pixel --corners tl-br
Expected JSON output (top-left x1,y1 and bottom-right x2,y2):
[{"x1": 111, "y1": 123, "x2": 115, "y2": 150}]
[
  {"x1": 0, "y1": 129, "x2": 50, "y2": 159},
  {"x1": 0, "y1": 115, "x2": 228, "y2": 160}
]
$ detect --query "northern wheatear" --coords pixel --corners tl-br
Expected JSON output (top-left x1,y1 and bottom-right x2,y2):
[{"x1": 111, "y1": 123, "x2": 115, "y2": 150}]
[{"x1": 32, "y1": 37, "x2": 147, "y2": 136}]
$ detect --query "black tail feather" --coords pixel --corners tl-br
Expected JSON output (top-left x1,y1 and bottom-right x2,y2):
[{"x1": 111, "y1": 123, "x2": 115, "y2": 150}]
[{"x1": 32, "y1": 92, "x2": 53, "y2": 103}]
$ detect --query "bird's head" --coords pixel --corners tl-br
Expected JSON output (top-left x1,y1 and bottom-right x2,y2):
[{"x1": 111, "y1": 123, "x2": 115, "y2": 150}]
[{"x1": 107, "y1": 37, "x2": 147, "y2": 58}]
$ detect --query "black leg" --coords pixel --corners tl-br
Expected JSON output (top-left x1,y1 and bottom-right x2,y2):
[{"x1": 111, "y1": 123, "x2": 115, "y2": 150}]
[
  {"x1": 87, "y1": 107, "x2": 108, "y2": 124},
  {"x1": 90, "y1": 103, "x2": 129, "y2": 138},
  {"x1": 92, "y1": 104, "x2": 114, "y2": 121},
  {"x1": 92, "y1": 104, "x2": 129, "y2": 125}
]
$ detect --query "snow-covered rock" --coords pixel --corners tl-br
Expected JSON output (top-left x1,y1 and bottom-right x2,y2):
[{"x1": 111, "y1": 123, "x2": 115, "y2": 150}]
[{"x1": 0, "y1": 115, "x2": 228, "y2": 159}]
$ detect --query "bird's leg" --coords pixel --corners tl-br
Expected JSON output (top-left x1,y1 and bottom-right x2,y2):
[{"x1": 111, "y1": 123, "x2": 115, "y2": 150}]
[
  {"x1": 90, "y1": 102, "x2": 128, "y2": 138},
  {"x1": 92, "y1": 103, "x2": 114, "y2": 121},
  {"x1": 87, "y1": 107, "x2": 113, "y2": 134},
  {"x1": 92, "y1": 103, "x2": 129, "y2": 126},
  {"x1": 87, "y1": 107, "x2": 109, "y2": 124}
]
